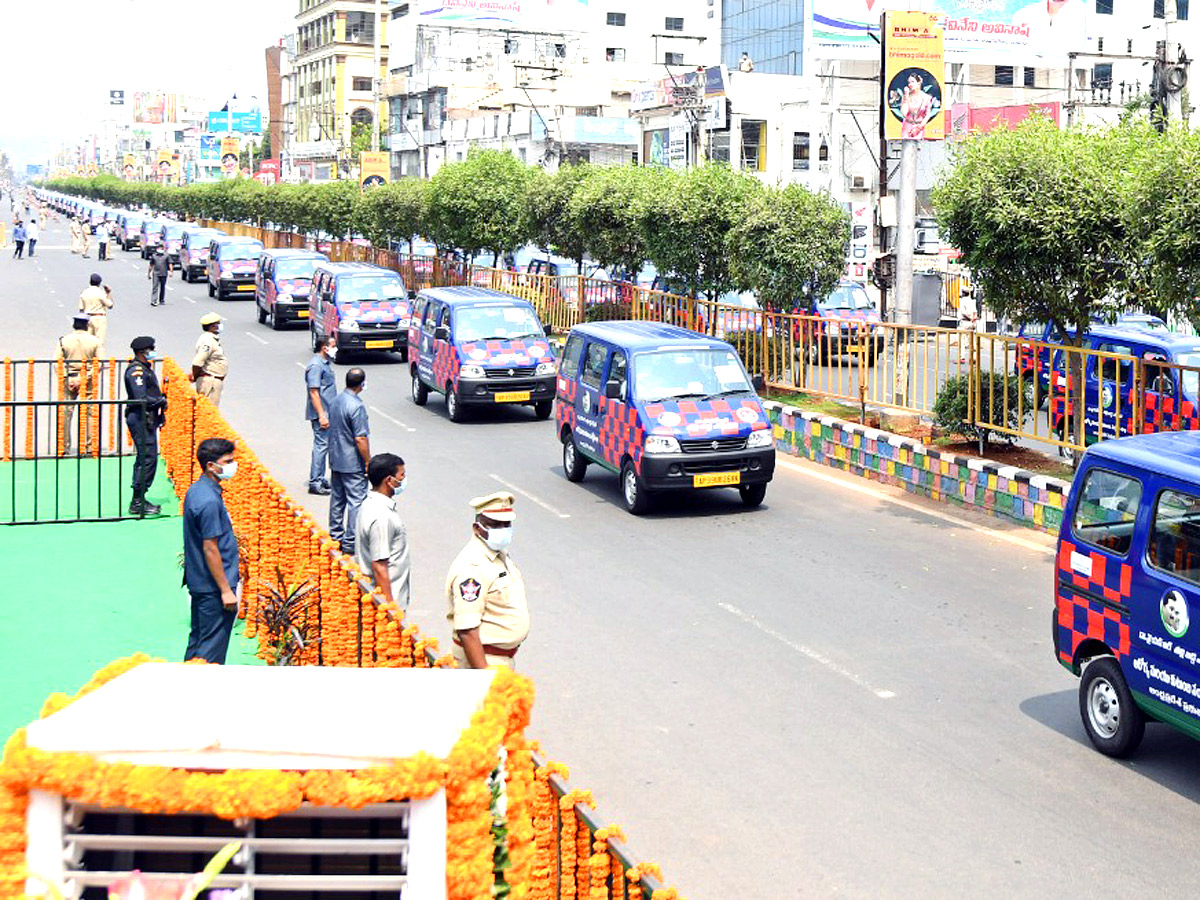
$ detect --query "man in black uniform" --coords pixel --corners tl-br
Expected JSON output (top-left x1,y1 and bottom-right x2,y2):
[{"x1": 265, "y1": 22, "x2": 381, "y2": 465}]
[{"x1": 124, "y1": 335, "x2": 167, "y2": 516}]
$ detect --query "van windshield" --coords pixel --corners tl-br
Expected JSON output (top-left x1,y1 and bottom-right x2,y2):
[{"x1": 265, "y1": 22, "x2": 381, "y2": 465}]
[
  {"x1": 275, "y1": 259, "x2": 320, "y2": 280},
  {"x1": 819, "y1": 283, "x2": 873, "y2": 311},
  {"x1": 223, "y1": 243, "x2": 263, "y2": 261},
  {"x1": 1176, "y1": 352, "x2": 1200, "y2": 398},
  {"x1": 455, "y1": 305, "x2": 544, "y2": 342},
  {"x1": 337, "y1": 275, "x2": 406, "y2": 304},
  {"x1": 633, "y1": 348, "x2": 754, "y2": 402}
]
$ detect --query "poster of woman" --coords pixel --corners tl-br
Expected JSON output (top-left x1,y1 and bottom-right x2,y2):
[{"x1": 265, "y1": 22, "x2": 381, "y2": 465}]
[{"x1": 888, "y1": 68, "x2": 942, "y2": 139}]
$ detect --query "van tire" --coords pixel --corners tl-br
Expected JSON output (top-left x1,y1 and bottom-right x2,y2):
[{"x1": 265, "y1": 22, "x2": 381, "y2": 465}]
[
  {"x1": 739, "y1": 483, "x2": 767, "y2": 507},
  {"x1": 621, "y1": 459, "x2": 649, "y2": 515},
  {"x1": 446, "y1": 384, "x2": 464, "y2": 422},
  {"x1": 1079, "y1": 656, "x2": 1145, "y2": 758},
  {"x1": 562, "y1": 433, "x2": 587, "y2": 482},
  {"x1": 533, "y1": 400, "x2": 553, "y2": 420},
  {"x1": 411, "y1": 370, "x2": 428, "y2": 406}
]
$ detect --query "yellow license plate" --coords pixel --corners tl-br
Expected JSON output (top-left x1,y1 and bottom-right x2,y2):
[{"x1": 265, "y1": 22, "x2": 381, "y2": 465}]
[
  {"x1": 296, "y1": 309, "x2": 309, "y2": 318},
  {"x1": 364, "y1": 339, "x2": 394, "y2": 349},
  {"x1": 236, "y1": 284, "x2": 255, "y2": 291},
  {"x1": 693, "y1": 471, "x2": 741, "y2": 488},
  {"x1": 846, "y1": 344, "x2": 865, "y2": 352},
  {"x1": 494, "y1": 391, "x2": 532, "y2": 403}
]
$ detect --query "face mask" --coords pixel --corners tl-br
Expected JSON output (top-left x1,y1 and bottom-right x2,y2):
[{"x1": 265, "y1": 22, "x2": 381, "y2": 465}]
[
  {"x1": 214, "y1": 461, "x2": 237, "y2": 481},
  {"x1": 145, "y1": 351, "x2": 160, "y2": 361},
  {"x1": 392, "y1": 475, "x2": 407, "y2": 496},
  {"x1": 483, "y1": 525, "x2": 513, "y2": 552},
  {"x1": 325, "y1": 345, "x2": 336, "y2": 359},
  {"x1": 215, "y1": 323, "x2": 223, "y2": 335}
]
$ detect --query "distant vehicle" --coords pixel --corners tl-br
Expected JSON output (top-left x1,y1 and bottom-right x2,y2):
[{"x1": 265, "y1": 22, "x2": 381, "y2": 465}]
[
  {"x1": 114, "y1": 213, "x2": 145, "y2": 251},
  {"x1": 161, "y1": 222, "x2": 187, "y2": 266},
  {"x1": 207, "y1": 237, "x2": 265, "y2": 300},
  {"x1": 796, "y1": 280, "x2": 885, "y2": 365},
  {"x1": 308, "y1": 262, "x2": 412, "y2": 362},
  {"x1": 255, "y1": 249, "x2": 329, "y2": 330},
  {"x1": 178, "y1": 227, "x2": 226, "y2": 282},
  {"x1": 139, "y1": 220, "x2": 167, "y2": 259}
]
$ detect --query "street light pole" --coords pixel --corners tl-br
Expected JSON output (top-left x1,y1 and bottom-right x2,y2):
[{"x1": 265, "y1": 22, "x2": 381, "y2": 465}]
[{"x1": 372, "y1": 0, "x2": 382, "y2": 153}]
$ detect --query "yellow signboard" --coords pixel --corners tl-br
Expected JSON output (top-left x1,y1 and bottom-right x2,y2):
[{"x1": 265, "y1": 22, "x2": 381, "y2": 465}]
[
  {"x1": 220, "y1": 137, "x2": 240, "y2": 178},
  {"x1": 156, "y1": 149, "x2": 177, "y2": 179},
  {"x1": 359, "y1": 151, "x2": 390, "y2": 188},
  {"x1": 882, "y1": 11, "x2": 945, "y2": 141},
  {"x1": 123, "y1": 154, "x2": 137, "y2": 179}
]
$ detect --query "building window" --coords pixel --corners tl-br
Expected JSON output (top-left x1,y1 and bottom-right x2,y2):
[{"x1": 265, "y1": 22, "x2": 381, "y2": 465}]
[
  {"x1": 1096, "y1": 0, "x2": 1113, "y2": 12},
  {"x1": 606, "y1": 47, "x2": 626, "y2": 61},
  {"x1": 350, "y1": 107, "x2": 373, "y2": 127},
  {"x1": 1023, "y1": 66, "x2": 1035, "y2": 87},
  {"x1": 1154, "y1": 0, "x2": 1165, "y2": 16},
  {"x1": 792, "y1": 132, "x2": 809, "y2": 171},
  {"x1": 352, "y1": 77, "x2": 372, "y2": 92},
  {"x1": 606, "y1": 11, "x2": 626, "y2": 25},
  {"x1": 741, "y1": 119, "x2": 765, "y2": 172},
  {"x1": 664, "y1": 51, "x2": 684, "y2": 65},
  {"x1": 504, "y1": 38, "x2": 519, "y2": 54},
  {"x1": 994, "y1": 65, "x2": 1014, "y2": 86},
  {"x1": 553, "y1": 43, "x2": 567, "y2": 57},
  {"x1": 665, "y1": 16, "x2": 684, "y2": 30},
  {"x1": 391, "y1": 3, "x2": 409, "y2": 17},
  {"x1": 1094, "y1": 62, "x2": 1113, "y2": 88}
]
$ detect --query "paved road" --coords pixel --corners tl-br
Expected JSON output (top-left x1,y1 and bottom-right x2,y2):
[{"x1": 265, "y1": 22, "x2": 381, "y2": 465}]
[{"x1": 9, "y1": 216, "x2": 1200, "y2": 898}]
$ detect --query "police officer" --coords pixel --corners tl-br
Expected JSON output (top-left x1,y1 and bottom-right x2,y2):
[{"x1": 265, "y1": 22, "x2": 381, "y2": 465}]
[
  {"x1": 55, "y1": 314, "x2": 101, "y2": 454},
  {"x1": 78, "y1": 273, "x2": 113, "y2": 353},
  {"x1": 124, "y1": 336, "x2": 167, "y2": 517},
  {"x1": 445, "y1": 491, "x2": 530, "y2": 669},
  {"x1": 192, "y1": 313, "x2": 229, "y2": 407}
]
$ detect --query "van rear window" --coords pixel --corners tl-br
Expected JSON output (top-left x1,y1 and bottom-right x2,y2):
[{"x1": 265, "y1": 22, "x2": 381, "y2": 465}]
[
  {"x1": 1072, "y1": 467, "x2": 1142, "y2": 556},
  {"x1": 1149, "y1": 490, "x2": 1200, "y2": 586}
]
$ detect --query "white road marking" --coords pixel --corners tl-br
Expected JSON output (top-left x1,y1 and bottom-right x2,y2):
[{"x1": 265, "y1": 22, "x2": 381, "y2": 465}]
[
  {"x1": 245, "y1": 331, "x2": 269, "y2": 345},
  {"x1": 295, "y1": 362, "x2": 306, "y2": 369},
  {"x1": 488, "y1": 472, "x2": 571, "y2": 518},
  {"x1": 368, "y1": 405, "x2": 417, "y2": 432},
  {"x1": 719, "y1": 601, "x2": 895, "y2": 699},
  {"x1": 775, "y1": 459, "x2": 1055, "y2": 556},
  {"x1": 187, "y1": 297, "x2": 196, "y2": 304}
]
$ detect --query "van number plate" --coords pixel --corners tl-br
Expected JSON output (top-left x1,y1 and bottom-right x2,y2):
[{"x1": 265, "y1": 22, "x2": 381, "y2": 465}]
[
  {"x1": 495, "y1": 391, "x2": 531, "y2": 403},
  {"x1": 365, "y1": 339, "x2": 394, "y2": 349},
  {"x1": 694, "y1": 471, "x2": 741, "y2": 488},
  {"x1": 296, "y1": 309, "x2": 309, "y2": 318}
]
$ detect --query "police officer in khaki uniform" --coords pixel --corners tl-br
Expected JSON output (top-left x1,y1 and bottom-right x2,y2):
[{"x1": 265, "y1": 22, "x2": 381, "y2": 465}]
[
  {"x1": 192, "y1": 312, "x2": 229, "y2": 407},
  {"x1": 55, "y1": 314, "x2": 101, "y2": 453},
  {"x1": 77, "y1": 273, "x2": 113, "y2": 353},
  {"x1": 446, "y1": 491, "x2": 530, "y2": 669}
]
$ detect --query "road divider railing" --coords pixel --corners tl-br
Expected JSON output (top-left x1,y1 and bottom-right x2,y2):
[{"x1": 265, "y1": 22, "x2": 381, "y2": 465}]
[{"x1": 155, "y1": 356, "x2": 677, "y2": 900}]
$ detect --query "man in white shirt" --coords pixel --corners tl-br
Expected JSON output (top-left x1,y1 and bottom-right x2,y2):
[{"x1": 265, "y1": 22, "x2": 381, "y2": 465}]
[{"x1": 355, "y1": 452, "x2": 410, "y2": 610}]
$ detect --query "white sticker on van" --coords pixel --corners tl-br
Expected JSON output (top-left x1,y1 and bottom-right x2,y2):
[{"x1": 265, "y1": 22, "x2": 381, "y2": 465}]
[{"x1": 1070, "y1": 551, "x2": 1093, "y2": 578}]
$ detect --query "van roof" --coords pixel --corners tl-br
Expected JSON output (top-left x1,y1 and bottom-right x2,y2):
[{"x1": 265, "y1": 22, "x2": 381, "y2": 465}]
[
  {"x1": 1087, "y1": 431, "x2": 1200, "y2": 484},
  {"x1": 1086, "y1": 324, "x2": 1200, "y2": 351},
  {"x1": 261, "y1": 248, "x2": 327, "y2": 260},
  {"x1": 571, "y1": 320, "x2": 729, "y2": 351},
  {"x1": 314, "y1": 262, "x2": 401, "y2": 277},
  {"x1": 418, "y1": 286, "x2": 534, "y2": 307}
]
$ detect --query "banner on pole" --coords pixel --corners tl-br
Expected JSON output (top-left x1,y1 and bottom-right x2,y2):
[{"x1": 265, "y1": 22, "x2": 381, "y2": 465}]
[
  {"x1": 882, "y1": 11, "x2": 945, "y2": 141},
  {"x1": 359, "y1": 151, "x2": 389, "y2": 188}
]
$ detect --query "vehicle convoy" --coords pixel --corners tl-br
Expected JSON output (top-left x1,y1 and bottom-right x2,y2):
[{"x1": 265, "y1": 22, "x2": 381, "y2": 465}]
[
  {"x1": 114, "y1": 213, "x2": 144, "y2": 251},
  {"x1": 556, "y1": 321, "x2": 775, "y2": 514},
  {"x1": 207, "y1": 237, "x2": 265, "y2": 300},
  {"x1": 1056, "y1": 431, "x2": 1200, "y2": 757},
  {"x1": 139, "y1": 220, "x2": 167, "y2": 258},
  {"x1": 409, "y1": 286, "x2": 556, "y2": 422},
  {"x1": 255, "y1": 249, "x2": 329, "y2": 330},
  {"x1": 309, "y1": 262, "x2": 412, "y2": 362},
  {"x1": 178, "y1": 227, "x2": 225, "y2": 282},
  {"x1": 162, "y1": 222, "x2": 188, "y2": 266}
]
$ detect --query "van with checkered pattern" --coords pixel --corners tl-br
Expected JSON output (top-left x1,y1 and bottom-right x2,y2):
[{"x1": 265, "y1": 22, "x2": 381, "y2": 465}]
[{"x1": 1057, "y1": 431, "x2": 1200, "y2": 756}]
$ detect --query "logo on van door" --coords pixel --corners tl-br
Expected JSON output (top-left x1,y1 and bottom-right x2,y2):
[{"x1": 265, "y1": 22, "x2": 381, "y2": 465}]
[
  {"x1": 1102, "y1": 384, "x2": 1115, "y2": 410},
  {"x1": 1162, "y1": 590, "x2": 1190, "y2": 639}
]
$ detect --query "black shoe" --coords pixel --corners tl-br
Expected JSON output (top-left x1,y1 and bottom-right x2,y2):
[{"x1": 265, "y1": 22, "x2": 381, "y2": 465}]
[
  {"x1": 129, "y1": 498, "x2": 145, "y2": 516},
  {"x1": 308, "y1": 484, "x2": 331, "y2": 495},
  {"x1": 143, "y1": 501, "x2": 162, "y2": 515}
]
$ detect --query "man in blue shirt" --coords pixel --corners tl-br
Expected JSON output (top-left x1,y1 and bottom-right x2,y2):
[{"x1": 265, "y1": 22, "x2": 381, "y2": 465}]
[
  {"x1": 328, "y1": 368, "x2": 371, "y2": 555},
  {"x1": 304, "y1": 336, "x2": 337, "y2": 495},
  {"x1": 182, "y1": 437, "x2": 241, "y2": 664}
]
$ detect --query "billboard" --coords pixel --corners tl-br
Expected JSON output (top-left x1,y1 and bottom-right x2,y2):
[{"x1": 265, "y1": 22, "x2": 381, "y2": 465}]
[
  {"x1": 123, "y1": 154, "x2": 137, "y2": 179},
  {"x1": 882, "y1": 11, "x2": 945, "y2": 141},
  {"x1": 156, "y1": 149, "x2": 177, "y2": 179},
  {"x1": 258, "y1": 159, "x2": 281, "y2": 184},
  {"x1": 208, "y1": 110, "x2": 263, "y2": 133},
  {"x1": 359, "y1": 151, "x2": 389, "y2": 188},
  {"x1": 133, "y1": 92, "x2": 167, "y2": 124},
  {"x1": 415, "y1": 0, "x2": 586, "y2": 29},
  {"x1": 220, "y1": 138, "x2": 241, "y2": 178},
  {"x1": 813, "y1": 0, "x2": 1091, "y2": 60},
  {"x1": 949, "y1": 101, "x2": 1061, "y2": 138},
  {"x1": 644, "y1": 129, "x2": 669, "y2": 167},
  {"x1": 199, "y1": 135, "x2": 219, "y2": 161}
]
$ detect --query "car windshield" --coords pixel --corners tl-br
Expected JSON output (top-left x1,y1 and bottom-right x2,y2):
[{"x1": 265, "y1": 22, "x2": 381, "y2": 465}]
[
  {"x1": 338, "y1": 275, "x2": 406, "y2": 304},
  {"x1": 276, "y1": 259, "x2": 320, "y2": 280},
  {"x1": 1175, "y1": 352, "x2": 1200, "y2": 398},
  {"x1": 223, "y1": 244, "x2": 262, "y2": 261},
  {"x1": 455, "y1": 305, "x2": 544, "y2": 342},
  {"x1": 633, "y1": 348, "x2": 754, "y2": 402},
  {"x1": 819, "y1": 283, "x2": 874, "y2": 311},
  {"x1": 163, "y1": 225, "x2": 183, "y2": 239}
]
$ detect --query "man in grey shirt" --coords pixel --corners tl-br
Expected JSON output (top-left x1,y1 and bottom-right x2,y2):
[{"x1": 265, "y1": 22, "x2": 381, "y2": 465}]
[
  {"x1": 304, "y1": 336, "x2": 337, "y2": 495},
  {"x1": 355, "y1": 453, "x2": 410, "y2": 610},
  {"x1": 327, "y1": 367, "x2": 371, "y2": 554}
]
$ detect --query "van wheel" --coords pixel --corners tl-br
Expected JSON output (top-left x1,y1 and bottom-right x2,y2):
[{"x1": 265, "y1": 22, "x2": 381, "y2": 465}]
[
  {"x1": 563, "y1": 433, "x2": 587, "y2": 482},
  {"x1": 621, "y1": 459, "x2": 649, "y2": 515},
  {"x1": 739, "y1": 483, "x2": 767, "y2": 507},
  {"x1": 270, "y1": 308, "x2": 283, "y2": 331},
  {"x1": 332, "y1": 342, "x2": 346, "y2": 365},
  {"x1": 533, "y1": 400, "x2": 552, "y2": 420},
  {"x1": 411, "y1": 370, "x2": 428, "y2": 406},
  {"x1": 446, "y1": 384, "x2": 464, "y2": 422},
  {"x1": 1058, "y1": 419, "x2": 1079, "y2": 466},
  {"x1": 310, "y1": 326, "x2": 320, "y2": 353},
  {"x1": 1080, "y1": 656, "x2": 1145, "y2": 757}
]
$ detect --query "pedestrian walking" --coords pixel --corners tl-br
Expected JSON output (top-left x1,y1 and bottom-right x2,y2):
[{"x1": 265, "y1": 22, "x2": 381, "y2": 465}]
[
  {"x1": 78, "y1": 273, "x2": 114, "y2": 353},
  {"x1": 355, "y1": 453, "x2": 410, "y2": 611},
  {"x1": 25, "y1": 218, "x2": 38, "y2": 257},
  {"x1": 192, "y1": 313, "x2": 229, "y2": 407},
  {"x1": 81, "y1": 220, "x2": 92, "y2": 258},
  {"x1": 55, "y1": 314, "x2": 101, "y2": 454},
  {"x1": 327, "y1": 368, "x2": 371, "y2": 555},
  {"x1": 304, "y1": 336, "x2": 337, "y2": 495},
  {"x1": 123, "y1": 336, "x2": 167, "y2": 516},
  {"x1": 11, "y1": 221, "x2": 25, "y2": 259},
  {"x1": 445, "y1": 491, "x2": 530, "y2": 669},
  {"x1": 97, "y1": 220, "x2": 110, "y2": 261},
  {"x1": 182, "y1": 437, "x2": 242, "y2": 664},
  {"x1": 147, "y1": 244, "x2": 171, "y2": 306},
  {"x1": 69, "y1": 218, "x2": 83, "y2": 254}
]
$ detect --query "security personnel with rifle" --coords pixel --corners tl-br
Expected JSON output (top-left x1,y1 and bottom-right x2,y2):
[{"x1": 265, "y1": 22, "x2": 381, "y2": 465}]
[{"x1": 124, "y1": 335, "x2": 167, "y2": 517}]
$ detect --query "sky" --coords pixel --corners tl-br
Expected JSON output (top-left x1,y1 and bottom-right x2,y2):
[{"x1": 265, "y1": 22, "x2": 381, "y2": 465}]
[{"x1": 0, "y1": 0, "x2": 295, "y2": 170}]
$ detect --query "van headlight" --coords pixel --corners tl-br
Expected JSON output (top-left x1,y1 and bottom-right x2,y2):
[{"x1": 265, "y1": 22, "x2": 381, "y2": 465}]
[
  {"x1": 827, "y1": 322, "x2": 841, "y2": 335},
  {"x1": 644, "y1": 434, "x2": 680, "y2": 454},
  {"x1": 341, "y1": 318, "x2": 360, "y2": 331},
  {"x1": 459, "y1": 363, "x2": 485, "y2": 379},
  {"x1": 535, "y1": 361, "x2": 557, "y2": 376},
  {"x1": 746, "y1": 429, "x2": 773, "y2": 449}
]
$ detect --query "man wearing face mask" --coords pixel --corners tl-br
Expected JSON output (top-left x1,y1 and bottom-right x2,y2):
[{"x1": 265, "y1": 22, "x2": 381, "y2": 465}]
[
  {"x1": 445, "y1": 492, "x2": 530, "y2": 669},
  {"x1": 182, "y1": 437, "x2": 242, "y2": 664},
  {"x1": 328, "y1": 368, "x2": 371, "y2": 555},
  {"x1": 355, "y1": 453, "x2": 410, "y2": 611},
  {"x1": 124, "y1": 336, "x2": 167, "y2": 517},
  {"x1": 304, "y1": 336, "x2": 337, "y2": 496},
  {"x1": 192, "y1": 313, "x2": 229, "y2": 407}
]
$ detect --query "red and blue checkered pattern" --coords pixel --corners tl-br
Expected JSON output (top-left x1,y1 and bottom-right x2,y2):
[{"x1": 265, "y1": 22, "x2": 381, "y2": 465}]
[
  {"x1": 432, "y1": 340, "x2": 461, "y2": 390},
  {"x1": 597, "y1": 396, "x2": 645, "y2": 474},
  {"x1": 1055, "y1": 536, "x2": 1133, "y2": 668},
  {"x1": 642, "y1": 398, "x2": 768, "y2": 437},
  {"x1": 343, "y1": 298, "x2": 411, "y2": 324},
  {"x1": 556, "y1": 376, "x2": 578, "y2": 431},
  {"x1": 276, "y1": 277, "x2": 311, "y2": 297},
  {"x1": 459, "y1": 339, "x2": 551, "y2": 367},
  {"x1": 1135, "y1": 389, "x2": 1200, "y2": 434}
]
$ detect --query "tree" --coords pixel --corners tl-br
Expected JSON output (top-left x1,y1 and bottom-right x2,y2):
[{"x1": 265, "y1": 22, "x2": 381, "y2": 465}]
[
  {"x1": 526, "y1": 163, "x2": 590, "y2": 267},
  {"x1": 425, "y1": 149, "x2": 534, "y2": 262},
  {"x1": 356, "y1": 178, "x2": 427, "y2": 247},
  {"x1": 640, "y1": 163, "x2": 761, "y2": 299},
  {"x1": 727, "y1": 183, "x2": 849, "y2": 311},
  {"x1": 570, "y1": 165, "x2": 664, "y2": 278},
  {"x1": 309, "y1": 180, "x2": 361, "y2": 239}
]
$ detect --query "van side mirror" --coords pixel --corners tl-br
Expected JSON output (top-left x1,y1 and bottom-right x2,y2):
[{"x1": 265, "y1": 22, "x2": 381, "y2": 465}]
[
  {"x1": 752, "y1": 374, "x2": 765, "y2": 392},
  {"x1": 604, "y1": 379, "x2": 622, "y2": 400},
  {"x1": 543, "y1": 323, "x2": 554, "y2": 336},
  {"x1": 408, "y1": 289, "x2": 417, "y2": 300},
  {"x1": 434, "y1": 325, "x2": 449, "y2": 341}
]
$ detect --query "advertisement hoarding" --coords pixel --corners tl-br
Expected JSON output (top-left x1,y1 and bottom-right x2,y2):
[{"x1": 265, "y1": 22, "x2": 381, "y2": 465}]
[
  {"x1": 208, "y1": 110, "x2": 263, "y2": 133},
  {"x1": 359, "y1": 151, "x2": 390, "y2": 188},
  {"x1": 123, "y1": 154, "x2": 137, "y2": 179},
  {"x1": 199, "y1": 135, "x2": 219, "y2": 161},
  {"x1": 949, "y1": 101, "x2": 1061, "y2": 138},
  {"x1": 258, "y1": 159, "x2": 281, "y2": 184},
  {"x1": 882, "y1": 11, "x2": 945, "y2": 141},
  {"x1": 220, "y1": 138, "x2": 240, "y2": 178},
  {"x1": 415, "y1": 0, "x2": 586, "y2": 30}
]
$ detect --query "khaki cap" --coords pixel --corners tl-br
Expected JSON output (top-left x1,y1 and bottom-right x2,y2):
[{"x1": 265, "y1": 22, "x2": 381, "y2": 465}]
[
  {"x1": 200, "y1": 312, "x2": 223, "y2": 326},
  {"x1": 470, "y1": 491, "x2": 516, "y2": 522}
]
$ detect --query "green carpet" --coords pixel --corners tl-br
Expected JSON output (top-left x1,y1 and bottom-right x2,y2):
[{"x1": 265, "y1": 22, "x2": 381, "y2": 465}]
[
  {"x1": 0, "y1": 455, "x2": 173, "y2": 523},
  {"x1": 0, "y1": 460, "x2": 261, "y2": 741}
]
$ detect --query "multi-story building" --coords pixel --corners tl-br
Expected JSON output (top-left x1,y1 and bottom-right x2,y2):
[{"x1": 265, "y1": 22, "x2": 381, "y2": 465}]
[{"x1": 290, "y1": 0, "x2": 389, "y2": 181}]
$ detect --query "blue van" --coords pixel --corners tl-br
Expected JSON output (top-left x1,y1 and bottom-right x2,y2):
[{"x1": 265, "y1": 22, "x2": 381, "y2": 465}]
[
  {"x1": 556, "y1": 321, "x2": 775, "y2": 514},
  {"x1": 309, "y1": 262, "x2": 413, "y2": 362},
  {"x1": 409, "y1": 286, "x2": 556, "y2": 421},
  {"x1": 1057, "y1": 430, "x2": 1200, "y2": 756}
]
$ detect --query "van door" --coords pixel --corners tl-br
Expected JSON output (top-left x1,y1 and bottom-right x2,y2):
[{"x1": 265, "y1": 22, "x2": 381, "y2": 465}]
[
  {"x1": 574, "y1": 340, "x2": 610, "y2": 466},
  {"x1": 418, "y1": 301, "x2": 442, "y2": 388},
  {"x1": 1131, "y1": 480, "x2": 1200, "y2": 734},
  {"x1": 309, "y1": 272, "x2": 325, "y2": 334},
  {"x1": 256, "y1": 256, "x2": 271, "y2": 305},
  {"x1": 595, "y1": 349, "x2": 633, "y2": 472},
  {"x1": 555, "y1": 332, "x2": 586, "y2": 433},
  {"x1": 1093, "y1": 340, "x2": 1138, "y2": 442}
]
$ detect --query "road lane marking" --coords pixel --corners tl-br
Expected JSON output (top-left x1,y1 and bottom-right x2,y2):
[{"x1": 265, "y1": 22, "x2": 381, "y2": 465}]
[
  {"x1": 245, "y1": 332, "x2": 268, "y2": 345},
  {"x1": 187, "y1": 297, "x2": 196, "y2": 304},
  {"x1": 776, "y1": 458, "x2": 1054, "y2": 556},
  {"x1": 719, "y1": 602, "x2": 895, "y2": 699},
  {"x1": 488, "y1": 473, "x2": 571, "y2": 518},
  {"x1": 369, "y1": 405, "x2": 416, "y2": 432}
]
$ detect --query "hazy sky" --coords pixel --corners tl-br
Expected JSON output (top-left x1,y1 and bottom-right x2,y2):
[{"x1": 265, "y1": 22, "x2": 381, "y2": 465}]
[{"x1": 0, "y1": 0, "x2": 295, "y2": 168}]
